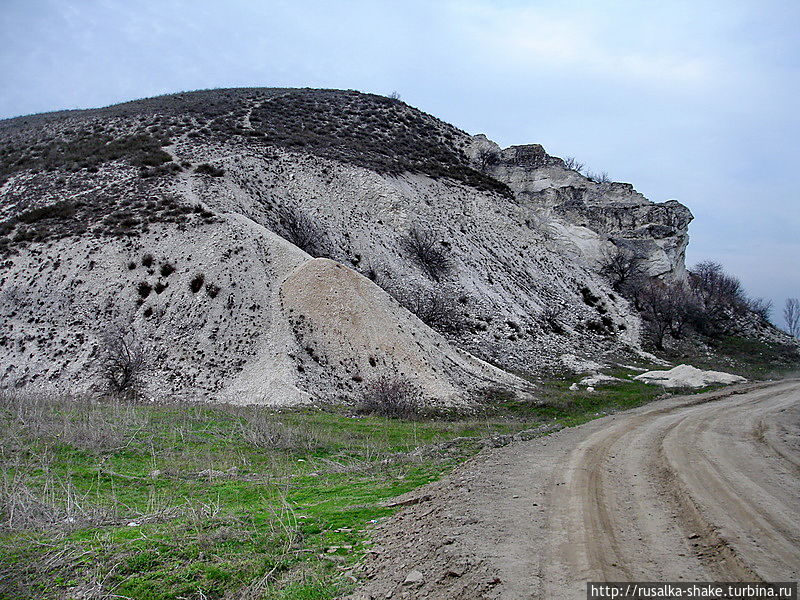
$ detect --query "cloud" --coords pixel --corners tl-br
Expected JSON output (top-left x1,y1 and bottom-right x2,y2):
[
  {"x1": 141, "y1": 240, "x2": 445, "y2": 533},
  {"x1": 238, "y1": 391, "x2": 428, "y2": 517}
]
[{"x1": 444, "y1": 1, "x2": 716, "y2": 90}]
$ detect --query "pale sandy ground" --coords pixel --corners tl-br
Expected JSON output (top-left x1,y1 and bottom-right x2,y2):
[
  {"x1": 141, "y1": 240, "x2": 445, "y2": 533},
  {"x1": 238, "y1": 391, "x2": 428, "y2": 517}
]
[{"x1": 346, "y1": 380, "x2": 800, "y2": 599}]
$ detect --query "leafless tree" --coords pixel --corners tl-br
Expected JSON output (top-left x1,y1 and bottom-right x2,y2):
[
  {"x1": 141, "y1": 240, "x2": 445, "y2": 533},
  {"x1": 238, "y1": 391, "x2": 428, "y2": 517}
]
[
  {"x1": 562, "y1": 156, "x2": 585, "y2": 173},
  {"x1": 784, "y1": 298, "x2": 800, "y2": 338},
  {"x1": 99, "y1": 326, "x2": 148, "y2": 396},
  {"x1": 475, "y1": 148, "x2": 500, "y2": 171},
  {"x1": 388, "y1": 91, "x2": 401, "y2": 100},
  {"x1": 600, "y1": 245, "x2": 644, "y2": 295},
  {"x1": 636, "y1": 279, "x2": 698, "y2": 349},
  {"x1": 403, "y1": 226, "x2": 452, "y2": 281}
]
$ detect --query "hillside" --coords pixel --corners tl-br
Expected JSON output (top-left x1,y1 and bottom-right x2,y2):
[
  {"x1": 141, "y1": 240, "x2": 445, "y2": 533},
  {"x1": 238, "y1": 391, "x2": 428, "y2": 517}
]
[{"x1": 0, "y1": 87, "x2": 785, "y2": 405}]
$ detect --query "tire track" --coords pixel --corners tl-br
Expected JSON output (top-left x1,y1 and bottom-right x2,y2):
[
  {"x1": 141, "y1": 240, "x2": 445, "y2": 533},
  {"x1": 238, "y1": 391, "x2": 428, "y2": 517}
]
[
  {"x1": 348, "y1": 380, "x2": 800, "y2": 600},
  {"x1": 543, "y1": 381, "x2": 800, "y2": 597}
]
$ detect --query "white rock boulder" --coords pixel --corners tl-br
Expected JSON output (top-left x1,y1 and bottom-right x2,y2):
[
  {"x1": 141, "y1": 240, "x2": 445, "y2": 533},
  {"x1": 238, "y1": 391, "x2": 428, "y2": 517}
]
[{"x1": 634, "y1": 364, "x2": 746, "y2": 388}]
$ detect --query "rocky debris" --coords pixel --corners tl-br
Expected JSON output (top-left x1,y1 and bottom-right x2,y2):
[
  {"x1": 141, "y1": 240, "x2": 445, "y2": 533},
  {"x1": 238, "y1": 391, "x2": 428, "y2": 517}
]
[
  {"x1": 481, "y1": 423, "x2": 564, "y2": 448},
  {"x1": 560, "y1": 354, "x2": 606, "y2": 374},
  {"x1": 634, "y1": 364, "x2": 747, "y2": 388},
  {"x1": 403, "y1": 570, "x2": 424, "y2": 586},
  {"x1": 578, "y1": 373, "x2": 624, "y2": 386}
]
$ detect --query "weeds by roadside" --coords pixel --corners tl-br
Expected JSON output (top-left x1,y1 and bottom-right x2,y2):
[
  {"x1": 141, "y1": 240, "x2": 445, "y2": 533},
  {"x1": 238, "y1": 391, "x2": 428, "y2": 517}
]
[
  {"x1": 0, "y1": 390, "x2": 529, "y2": 599},
  {"x1": 0, "y1": 371, "x2": 703, "y2": 599}
]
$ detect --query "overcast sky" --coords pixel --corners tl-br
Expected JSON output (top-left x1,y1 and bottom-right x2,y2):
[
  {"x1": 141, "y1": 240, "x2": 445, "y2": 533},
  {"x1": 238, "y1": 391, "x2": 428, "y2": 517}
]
[{"x1": 1, "y1": 0, "x2": 797, "y2": 327}]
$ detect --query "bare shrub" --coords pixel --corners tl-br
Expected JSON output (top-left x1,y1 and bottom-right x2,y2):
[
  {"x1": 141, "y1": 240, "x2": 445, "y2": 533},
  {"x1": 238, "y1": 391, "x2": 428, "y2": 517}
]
[
  {"x1": 99, "y1": 326, "x2": 148, "y2": 396},
  {"x1": 235, "y1": 411, "x2": 321, "y2": 451},
  {"x1": 600, "y1": 245, "x2": 645, "y2": 295},
  {"x1": 393, "y1": 285, "x2": 467, "y2": 333},
  {"x1": 784, "y1": 298, "x2": 800, "y2": 338},
  {"x1": 403, "y1": 226, "x2": 451, "y2": 281},
  {"x1": 189, "y1": 273, "x2": 205, "y2": 293},
  {"x1": 541, "y1": 305, "x2": 566, "y2": 334},
  {"x1": 0, "y1": 469, "x2": 112, "y2": 530},
  {"x1": 358, "y1": 375, "x2": 423, "y2": 419},
  {"x1": 475, "y1": 148, "x2": 500, "y2": 171},
  {"x1": 274, "y1": 204, "x2": 328, "y2": 257},
  {"x1": 587, "y1": 170, "x2": 610, "y2": 183},
  {"x1": 562, "y1": 156, "x2": 585, "y2": 173},
  {"x1": 636, "y1": 279, "x2": 699, "y2": 349},
  {"x1": 0, "y1": 390, "x2": 142, "y2": 454},
  {"x1": 746, "y1": 297, "x2": 773, "y2": 322},
  {"x1": 194, "y1": 163, "x2": 225, "y2": 177}
]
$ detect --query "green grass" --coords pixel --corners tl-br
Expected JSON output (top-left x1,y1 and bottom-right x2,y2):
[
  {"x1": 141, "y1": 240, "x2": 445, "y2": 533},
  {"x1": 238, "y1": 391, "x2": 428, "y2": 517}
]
[
  {"x1": 0, "y1": 373, "x2": 720, "y2": 599},
  {"x1": 670, "y1": 335, "x2": 800, "y2": 380}
]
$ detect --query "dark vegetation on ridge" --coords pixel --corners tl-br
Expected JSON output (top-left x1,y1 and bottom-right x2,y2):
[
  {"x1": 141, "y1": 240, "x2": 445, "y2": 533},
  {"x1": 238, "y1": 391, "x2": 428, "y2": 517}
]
[{"x1": 0, "y1": 88, "x2": 511, "y2": 196}]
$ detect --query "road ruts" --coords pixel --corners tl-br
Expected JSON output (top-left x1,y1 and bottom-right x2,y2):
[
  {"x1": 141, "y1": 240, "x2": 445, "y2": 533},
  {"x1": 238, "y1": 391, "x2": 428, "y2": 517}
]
[{"x1": 540, "y1": 381, "x2": 800, "y2": 599}]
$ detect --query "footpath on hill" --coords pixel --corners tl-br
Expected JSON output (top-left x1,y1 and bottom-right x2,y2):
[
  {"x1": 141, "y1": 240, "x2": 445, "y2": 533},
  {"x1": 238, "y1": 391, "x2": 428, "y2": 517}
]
[{"x1": 345, "y1": 380, "x2": 800, "y2": 600}]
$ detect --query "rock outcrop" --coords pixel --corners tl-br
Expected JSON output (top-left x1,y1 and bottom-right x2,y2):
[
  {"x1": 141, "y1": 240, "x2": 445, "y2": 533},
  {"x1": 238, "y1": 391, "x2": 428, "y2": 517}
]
[{"x1": 465, "y1": 135, "x2": 693, "y2": 280}]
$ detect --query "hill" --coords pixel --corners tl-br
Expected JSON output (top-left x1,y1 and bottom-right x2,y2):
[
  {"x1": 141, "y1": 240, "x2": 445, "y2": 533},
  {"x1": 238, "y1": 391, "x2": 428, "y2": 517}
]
[{"x1": 0, "y1": 87, "x2": 791, "y2": 405}]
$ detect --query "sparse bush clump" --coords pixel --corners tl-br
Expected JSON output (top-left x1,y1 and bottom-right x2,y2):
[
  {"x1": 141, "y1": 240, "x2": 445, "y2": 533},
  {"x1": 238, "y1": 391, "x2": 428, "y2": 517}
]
[
  {"x1": 273, "y1": 204, "x2": 328, "y2": 257},
  {"x1": 686, "y1": 260, "x2": 763, "y2": 335},
  {"x1": 137, "y1": 281, "x2": 152, "y2": 298},
  {"x1": 16, "y1": 202, "x2": 77, "y2": 224},
  {"x1": 403, "y1": 226, "x2": 452, "y2": 281},
  {"x1": 189, "y1": 273, "x2": 205, "y2": 293},
  {"x1": 0, "y1": 131, "x2": 171, "y2": 185},
  {"x1": 358, "y1": 375, "x2": 423, "y2": 419},
  {"x1": 541, "y1": 305, "x2": 566, "y2": 334},
  {"x1": 205, "y1": 283, "x2": 220, "y2": 298},
  {"x1": 160, "y1": 262, "x2": 175, "y2": 277},
  {"x1": 194, "y1": 163, "x2": 225, "y2": 177},
  {"x1": 393, "y1": 285, "x2": 468, "y2": 334}
]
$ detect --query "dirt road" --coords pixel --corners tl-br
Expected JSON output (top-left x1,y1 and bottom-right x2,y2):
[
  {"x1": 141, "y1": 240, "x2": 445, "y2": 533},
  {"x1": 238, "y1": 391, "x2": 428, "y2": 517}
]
[{"x1": 347, "y1": 380, "x2": 800, "y2": 599}]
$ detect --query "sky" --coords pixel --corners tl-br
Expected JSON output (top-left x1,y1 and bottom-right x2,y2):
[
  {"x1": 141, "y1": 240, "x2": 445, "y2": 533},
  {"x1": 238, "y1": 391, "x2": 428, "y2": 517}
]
[{"x1": 1, "y1": 0, "x2": 798, "y2": 328}]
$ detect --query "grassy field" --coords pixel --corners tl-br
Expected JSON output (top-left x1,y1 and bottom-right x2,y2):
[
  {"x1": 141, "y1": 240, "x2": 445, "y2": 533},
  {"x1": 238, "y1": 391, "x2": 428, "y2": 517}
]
[{"x1": 0, "y1": 357, "x2": 782, "y2": 599}]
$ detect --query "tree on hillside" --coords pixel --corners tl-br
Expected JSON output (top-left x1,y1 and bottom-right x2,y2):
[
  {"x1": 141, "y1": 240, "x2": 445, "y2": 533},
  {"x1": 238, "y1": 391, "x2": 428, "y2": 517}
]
[
  {"x1": 600, "y1": 245, "x2": 645, "y2": 296},
  {"x1": 636, "y1": 279, "x2": 699, "y2": 350},
  {"x1": 785, "y1": 298, "x2": 800, "y2": 338},
  {"x1": 562, "y1": 156, "x2": 585, "y2": 173},
  {"x1": 100, "y1": 325, "x2": 148, "y2": 396},
  {"x1": 476, "y1": 148, "x2": 500, "y2": 172}
]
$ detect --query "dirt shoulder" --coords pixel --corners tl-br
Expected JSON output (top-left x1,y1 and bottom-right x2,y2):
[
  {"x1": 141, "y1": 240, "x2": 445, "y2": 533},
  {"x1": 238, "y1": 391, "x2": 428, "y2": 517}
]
[{"x1": 345, "y1": 380, "x2": 800, "y2": 600}]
